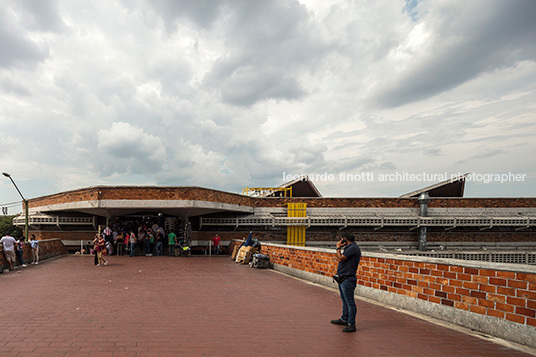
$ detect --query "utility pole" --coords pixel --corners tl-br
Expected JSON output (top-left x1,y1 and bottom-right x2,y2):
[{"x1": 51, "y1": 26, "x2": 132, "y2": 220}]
[{"x1": 2, "y1": 172, "x2": 29, "y2": 240}]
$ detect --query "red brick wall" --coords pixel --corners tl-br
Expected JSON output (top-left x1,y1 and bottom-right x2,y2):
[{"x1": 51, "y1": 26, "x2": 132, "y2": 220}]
[
  {"x1": 30, "y1": 231, "x2": 97, "y2": 241},
  {"x1": 193, "y1": 231, "x2": 286, "y2": 243},
  {"x1": 28, "y1": 188, "x2": 99, "y2": 207},
  {"x1": 358, "y1": 257, "x2": 536, "y2": 326},
  {"x1": 193, "y1": 231, "x2": 251, "y2": 242},
  {"x1": 1, "y1": 239, "x2": 67, "y2": 268},
  {"x1": 261, "y1": 244, "x2": 536, "y2": 328},
  {"x1": 261, "y1": 245, "x2": 337, "y2": 276},
  {"x1": 28, "y1": 186, "x2": 257, "y2": 209}
]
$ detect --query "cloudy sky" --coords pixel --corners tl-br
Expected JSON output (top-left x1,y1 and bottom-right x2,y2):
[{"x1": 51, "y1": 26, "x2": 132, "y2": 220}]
[{"x1": 1, "y1": 0, "x2": 535, "y2": 211}]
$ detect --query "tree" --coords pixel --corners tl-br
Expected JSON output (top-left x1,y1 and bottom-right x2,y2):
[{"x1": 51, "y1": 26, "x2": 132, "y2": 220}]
[{"x1": 0, "y1": 215, "x2": 23, "y2": 239}]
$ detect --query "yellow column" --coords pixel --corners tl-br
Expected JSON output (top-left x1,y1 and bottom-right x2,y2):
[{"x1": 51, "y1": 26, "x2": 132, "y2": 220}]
[
  {"x1": 298, "y1": 203, "x2": 306, "y2": 246},
  {"x1": 287, "y1": 203, "x2": 307, "y2": 246},
  {"x1": 287, "y1": 203, "x2": 294, "y2": 246}
]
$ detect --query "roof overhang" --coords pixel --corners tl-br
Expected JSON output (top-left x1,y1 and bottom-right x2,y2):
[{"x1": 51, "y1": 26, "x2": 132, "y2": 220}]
[
  {"x1": 399, "y1": 173, "x2": 467, "y2": 198},
  {"x1": 266, "y1": 176, "x2": 322, "y2": 197},
  {"x1": 30, "y1": 199, "x2": 254, "y2": 218}
]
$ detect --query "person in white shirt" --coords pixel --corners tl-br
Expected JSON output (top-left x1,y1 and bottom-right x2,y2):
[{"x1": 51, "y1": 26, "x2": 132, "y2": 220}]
[{"x1": 1, "y1": 232, "x2": 17, "y2": 271}]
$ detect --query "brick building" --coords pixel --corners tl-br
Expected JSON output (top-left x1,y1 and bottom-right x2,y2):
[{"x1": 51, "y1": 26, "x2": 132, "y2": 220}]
[{"x1": 11, "y1": 176, "x2": 536, "y2": 249}]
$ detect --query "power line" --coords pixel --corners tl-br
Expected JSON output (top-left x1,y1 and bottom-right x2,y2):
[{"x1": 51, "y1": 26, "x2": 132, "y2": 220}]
[
  {"x1": 0, "y1": 200, "x2": 23, "y2": 207},
  {"x1": 1, "y1": 201, "x2": 23, "y2": 215}
]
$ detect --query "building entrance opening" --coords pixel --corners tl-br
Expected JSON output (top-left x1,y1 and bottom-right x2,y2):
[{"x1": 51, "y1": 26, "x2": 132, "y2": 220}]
[{"x1": 107, "y1": 214, "x2": 190, "y2": 257}]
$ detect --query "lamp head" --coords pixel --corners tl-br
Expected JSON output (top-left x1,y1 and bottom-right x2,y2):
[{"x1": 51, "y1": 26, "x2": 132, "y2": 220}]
[{"x1": 2, "y1": 172, "x2": 10, "y2": 177}]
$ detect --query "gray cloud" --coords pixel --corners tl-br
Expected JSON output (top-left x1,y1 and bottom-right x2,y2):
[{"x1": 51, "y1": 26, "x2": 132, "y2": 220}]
[
  {"x1": 424, "y1": 148, "x2": 442, "y2": 157},
  {"x1": 219, "y1": 67, "x2": 306, "y2": 106},
  {"x1": 17, "y1": 0, "x2": 65, "y2": 32},
  {"x1": 0, "y1": 0, "x2": 535, "y2": 203},
  {"x1": 0, "y1": 75, "x2": 31, "y2": 96},
  {"x1": 96, "y1": 122, "x2": 167, "y2": 176},
  {"x1": 146, "y1": 0, "x2": 223, "y2": 29},
  {"x1": 0, "y1": 8, "x2": 49, "y2": 68},
  {"x1": 455, "y1": 149, "x2": 504, "y2": 165},
  {"x1": 373, "y1": 0, "x2": 536, "y2": 108},
  {"x1": 202, "y1": 1, "x2": 328, "y2": 106}
]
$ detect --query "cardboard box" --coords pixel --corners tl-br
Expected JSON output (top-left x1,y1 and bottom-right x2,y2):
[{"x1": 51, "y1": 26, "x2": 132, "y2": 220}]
[
  {"x1": 235, "y1": 246, "x2": 254, "y2": 263},
  {"x1": 231, "y1": 245, "x2": 240, "y2": 260},
  {"x1": 235, "y1": 246, "x2": 248, "y2": 263},
  {"x1": 241, "y1": 250, "x2": 254, "y2": 264}
]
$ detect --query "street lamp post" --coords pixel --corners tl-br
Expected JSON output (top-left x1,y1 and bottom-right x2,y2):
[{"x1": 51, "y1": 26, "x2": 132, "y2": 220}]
[{"x1": 2, "y1": 172, "x2": 29, "y2": 241}]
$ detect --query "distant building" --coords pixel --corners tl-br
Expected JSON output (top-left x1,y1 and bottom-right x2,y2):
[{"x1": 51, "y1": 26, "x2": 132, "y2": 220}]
[{"x1": 13, "y1": 176, "x2": 536, "y2": 250}]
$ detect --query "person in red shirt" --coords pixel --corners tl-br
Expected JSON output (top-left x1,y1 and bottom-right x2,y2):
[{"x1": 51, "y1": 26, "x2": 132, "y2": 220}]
[
  {"x1": 211, "y1": 234, "x2": 221, "y2": 255},
  {"x1": 96, "y1": 235, "x2": 108, "y2": 266}
]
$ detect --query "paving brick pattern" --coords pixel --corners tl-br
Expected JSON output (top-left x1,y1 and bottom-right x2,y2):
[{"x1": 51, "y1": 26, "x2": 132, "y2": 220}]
[{"x1": 0, "y1": 255, "x2": 533, "y2": 356}]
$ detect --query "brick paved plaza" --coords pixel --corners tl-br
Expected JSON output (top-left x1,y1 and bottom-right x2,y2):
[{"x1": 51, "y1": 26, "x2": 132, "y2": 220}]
[{"x1": 0, "y1": 255, "x2": 534, "y2": 356}]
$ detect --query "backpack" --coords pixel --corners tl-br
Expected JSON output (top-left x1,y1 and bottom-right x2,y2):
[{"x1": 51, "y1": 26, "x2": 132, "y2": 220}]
[{"x1": 250, "y1": 253, "x2": 270, "y2": 269}]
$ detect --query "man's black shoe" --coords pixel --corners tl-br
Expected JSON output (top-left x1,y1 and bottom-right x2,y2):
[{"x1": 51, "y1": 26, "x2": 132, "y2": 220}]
[
  {"x1": 342, "y1": 324, "x2": 356, "y2": 333},
  {"x1": 330, "y1": 319, "x2": 347, "y2": 326}
]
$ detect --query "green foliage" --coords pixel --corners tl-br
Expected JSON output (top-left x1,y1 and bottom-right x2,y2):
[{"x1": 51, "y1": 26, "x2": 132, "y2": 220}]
[{"x1": 0, "y1": 216, "x2": 23, "y2": 239}]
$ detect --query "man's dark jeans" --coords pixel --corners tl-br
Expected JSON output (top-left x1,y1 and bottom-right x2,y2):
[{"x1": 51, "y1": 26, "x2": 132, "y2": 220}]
[
  {"x1": 129, "y1": 243, "x2": 136, "y2": 257},
  {"x1": 155, "y1": 242, "x2": 163, "y2": 256},
  {"x1": 338, "y1": 277, "x2": 357, "y2": 326},
  {"x1": 16, "y1": 250, "x2": 24, "y2": 265}
]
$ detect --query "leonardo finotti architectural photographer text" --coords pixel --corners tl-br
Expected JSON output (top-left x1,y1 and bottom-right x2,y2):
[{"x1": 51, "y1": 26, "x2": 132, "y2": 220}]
[{"x1": 282, "y1": 172, "x2": 527, "y2": 184}]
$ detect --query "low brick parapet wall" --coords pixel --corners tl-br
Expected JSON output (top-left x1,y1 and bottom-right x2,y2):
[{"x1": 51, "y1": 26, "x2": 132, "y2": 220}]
[
  {"x1": 1, "y1": 239, "x2": 67, "y2": 269},
  {"x1": 261, "y1": 243, "x2": 536, "y2": 348}
]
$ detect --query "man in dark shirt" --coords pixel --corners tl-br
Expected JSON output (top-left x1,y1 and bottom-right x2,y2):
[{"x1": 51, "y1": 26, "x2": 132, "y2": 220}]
[{"x1": 331, "y1": 232, "x2": 361, "y2": 332}]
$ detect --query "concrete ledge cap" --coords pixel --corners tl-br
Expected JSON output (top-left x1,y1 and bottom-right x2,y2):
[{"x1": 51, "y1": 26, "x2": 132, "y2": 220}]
[{"x1": 262, "y1": 243, "x2": 536, "y2": 274}]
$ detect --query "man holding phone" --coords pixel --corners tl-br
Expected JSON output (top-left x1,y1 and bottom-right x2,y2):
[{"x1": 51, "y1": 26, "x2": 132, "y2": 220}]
[{"x1": 331, "y1": 232, "x2": 361, "y2": 332}]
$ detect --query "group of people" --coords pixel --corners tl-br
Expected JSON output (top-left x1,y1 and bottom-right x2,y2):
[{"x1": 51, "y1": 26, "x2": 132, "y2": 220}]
[
  {"x1": 0, "y1": 233, "x2": 40, "y2": 272},
  {"x1": 90, "y1": 223, "x2": 224, "y2": 267},
  {"x1": 134, "y1": 225, "x2": 167, "y2": 256},
  {"x1": 91, "y1": 222, "x2": 197, "y2": 265}
]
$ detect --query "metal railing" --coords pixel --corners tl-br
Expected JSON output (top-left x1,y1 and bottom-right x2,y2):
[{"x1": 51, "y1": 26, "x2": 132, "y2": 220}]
[
  {"x1": 200, "y1": 215, "x2": 536, "y2": 229},
  {"x1": 402, "y1": 251, "x2": 536, "y2": 265},
  {"x1": 13, "y1": 214, "x2": 95, "y2": 226}
]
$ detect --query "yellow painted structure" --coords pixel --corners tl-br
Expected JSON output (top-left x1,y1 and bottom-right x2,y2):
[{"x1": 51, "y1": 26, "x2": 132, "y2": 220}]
[
  {"x1": 242, "y1": 187, "x2": 292, "y2": 197},
  {"x1": 286, "y1": 203, "x2": 306, "y2": 246}
]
